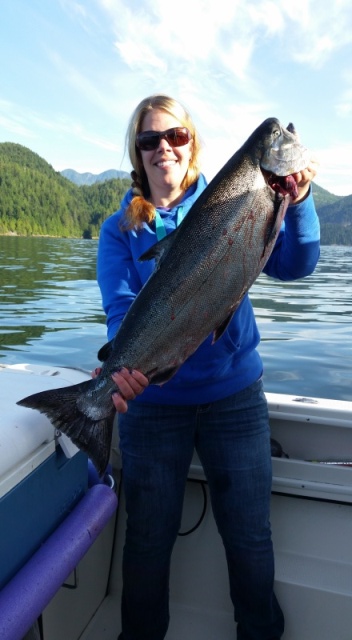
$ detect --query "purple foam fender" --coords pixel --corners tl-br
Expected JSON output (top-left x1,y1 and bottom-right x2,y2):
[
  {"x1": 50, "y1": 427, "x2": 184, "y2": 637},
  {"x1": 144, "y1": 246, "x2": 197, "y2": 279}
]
[{"x1": 0, "y1": 483, "x2": 118, "y2": 640}]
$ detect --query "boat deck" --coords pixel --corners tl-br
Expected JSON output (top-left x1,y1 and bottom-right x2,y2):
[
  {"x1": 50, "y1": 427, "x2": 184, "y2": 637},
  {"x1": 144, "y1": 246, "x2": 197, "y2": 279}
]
[{"x1": 2, "y1": 369, "x2": 352, "y2": 640}]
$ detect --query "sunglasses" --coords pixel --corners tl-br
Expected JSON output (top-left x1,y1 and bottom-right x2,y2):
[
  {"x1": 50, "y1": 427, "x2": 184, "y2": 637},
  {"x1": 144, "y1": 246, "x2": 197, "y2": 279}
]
[{"x1": 136, "y1": 127, "x2": 192, "y2": 151}]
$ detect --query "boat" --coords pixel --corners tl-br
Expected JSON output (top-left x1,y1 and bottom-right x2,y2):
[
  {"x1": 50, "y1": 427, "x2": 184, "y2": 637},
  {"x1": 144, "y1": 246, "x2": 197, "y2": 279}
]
[{"x1": 1, "y1": 363, "x2": 352, "y2": 640}]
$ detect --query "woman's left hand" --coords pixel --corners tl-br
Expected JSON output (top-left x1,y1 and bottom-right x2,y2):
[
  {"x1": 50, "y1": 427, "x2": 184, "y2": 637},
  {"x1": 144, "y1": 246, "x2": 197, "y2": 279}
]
[
  {"x1": 110, "y1": 368, "x2": 149, "y2": 413},
  {"x1": 91, "y1": 365, "x2": 149, "y2": 413}
]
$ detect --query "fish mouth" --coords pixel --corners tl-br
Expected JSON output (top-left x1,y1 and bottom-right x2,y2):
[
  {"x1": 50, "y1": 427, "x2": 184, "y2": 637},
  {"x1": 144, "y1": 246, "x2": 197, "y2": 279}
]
[
  {"x1": 260, "y1": 121, "x2": 310, "y2": 200},
  {"x1": 262, "y1": 169, "x2": 299, "y2": 200}
]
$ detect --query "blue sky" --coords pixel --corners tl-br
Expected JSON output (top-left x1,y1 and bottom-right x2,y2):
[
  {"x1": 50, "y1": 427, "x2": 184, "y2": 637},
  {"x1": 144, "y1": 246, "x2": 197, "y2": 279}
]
[{"x1": 1, "y1": 0, "x2": 352, "y2": 196}]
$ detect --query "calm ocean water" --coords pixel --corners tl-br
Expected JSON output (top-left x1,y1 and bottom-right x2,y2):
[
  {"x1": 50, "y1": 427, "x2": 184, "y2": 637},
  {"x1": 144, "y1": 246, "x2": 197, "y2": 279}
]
[{"x1": 0, "y1": 236, "x2": 351, "y2": 401}]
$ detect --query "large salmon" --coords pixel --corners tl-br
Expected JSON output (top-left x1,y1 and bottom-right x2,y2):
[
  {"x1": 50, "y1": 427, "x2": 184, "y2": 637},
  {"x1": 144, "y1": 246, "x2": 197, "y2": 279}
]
[{"x1": 18, "y1": 118, "x2": 310, "y2": 475}]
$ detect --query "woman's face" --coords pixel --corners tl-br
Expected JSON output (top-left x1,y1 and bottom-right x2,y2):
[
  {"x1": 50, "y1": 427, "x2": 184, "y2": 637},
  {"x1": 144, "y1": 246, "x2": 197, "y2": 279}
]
[{"x1": 139, "y1": 109, "x2": 193, "y2": 206}]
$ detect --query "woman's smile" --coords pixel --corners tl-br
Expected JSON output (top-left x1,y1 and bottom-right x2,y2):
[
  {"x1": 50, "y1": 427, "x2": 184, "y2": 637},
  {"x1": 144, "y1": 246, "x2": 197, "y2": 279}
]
[{"x1": 139, "y1": 109, "x2": 193, "y2": 207}]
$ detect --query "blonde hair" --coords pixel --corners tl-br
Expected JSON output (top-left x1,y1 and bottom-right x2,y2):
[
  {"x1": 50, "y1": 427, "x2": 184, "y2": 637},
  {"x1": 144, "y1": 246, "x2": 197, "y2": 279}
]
[{"x1": 122, "y1": 94, "x2": 202, "y2": 230}]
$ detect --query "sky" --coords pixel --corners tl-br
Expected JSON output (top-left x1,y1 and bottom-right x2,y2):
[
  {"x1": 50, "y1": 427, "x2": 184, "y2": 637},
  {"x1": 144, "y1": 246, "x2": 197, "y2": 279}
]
[{"x1": 1, "y1": 0, "x2": 352, "y2": 196}]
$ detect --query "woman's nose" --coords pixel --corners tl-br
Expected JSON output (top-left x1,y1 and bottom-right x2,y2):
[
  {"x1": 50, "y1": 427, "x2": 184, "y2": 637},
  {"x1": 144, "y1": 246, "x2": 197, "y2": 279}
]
[{"x1": 157, "y1": 136, "x2": 171, "y2": 151}]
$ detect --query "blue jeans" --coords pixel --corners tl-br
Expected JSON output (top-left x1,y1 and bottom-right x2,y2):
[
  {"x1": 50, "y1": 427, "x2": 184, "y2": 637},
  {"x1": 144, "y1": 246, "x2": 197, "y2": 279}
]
[{"x1": 118, "y1": 379, "x2": 284, "y2": 640}]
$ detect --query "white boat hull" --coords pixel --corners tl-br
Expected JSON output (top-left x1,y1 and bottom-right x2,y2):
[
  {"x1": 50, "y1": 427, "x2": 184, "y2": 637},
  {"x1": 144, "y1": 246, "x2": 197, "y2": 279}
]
[{"x1": 1, "y1": 365, "x2": 352, "y2": 639}]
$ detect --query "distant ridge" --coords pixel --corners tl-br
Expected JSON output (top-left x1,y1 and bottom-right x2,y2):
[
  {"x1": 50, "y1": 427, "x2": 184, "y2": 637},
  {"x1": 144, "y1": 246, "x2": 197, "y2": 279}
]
[
  {"x1": 61, "y1": 168, "x2": 130, "y2": 186},
  {"x1": 0, "y1": 141, "x2": 351, "y2": 243}
]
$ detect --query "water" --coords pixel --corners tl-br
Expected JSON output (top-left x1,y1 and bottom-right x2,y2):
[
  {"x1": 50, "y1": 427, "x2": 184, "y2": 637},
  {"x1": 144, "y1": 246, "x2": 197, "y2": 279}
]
[
  {"x1": 0, "y1": 236, "x2": 351, "y2": 401},
  {"x1": 0, "y1": 236, "x2": 106, "y2": 372}
]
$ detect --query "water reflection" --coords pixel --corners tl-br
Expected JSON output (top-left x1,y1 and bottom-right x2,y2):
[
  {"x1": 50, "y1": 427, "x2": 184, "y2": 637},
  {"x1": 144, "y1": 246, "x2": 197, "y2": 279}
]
[
  {"x1": 251, "y1": 245, "x2": 352, "y2": 324},
  {"x1": 0, "y1": 236, "x2": 105, "y2": 369},
  {"x1": 0, "y1": 237, "x2": 351, "y2": 400},
  {"x1": 251, "y1": 246, "x2": 352, "y2": 399}
]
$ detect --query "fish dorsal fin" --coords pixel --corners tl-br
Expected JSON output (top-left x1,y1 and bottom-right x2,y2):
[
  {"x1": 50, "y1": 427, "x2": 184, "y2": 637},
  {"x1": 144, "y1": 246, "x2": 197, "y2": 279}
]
[{"x1": 138, "y1": 228, "x2": 179, "y2": 267}]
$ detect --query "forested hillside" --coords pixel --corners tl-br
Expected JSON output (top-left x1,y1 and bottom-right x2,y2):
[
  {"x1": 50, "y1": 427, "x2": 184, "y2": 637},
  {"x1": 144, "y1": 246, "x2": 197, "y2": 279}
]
[
  {"x1": 311, "y1": 183, "x2": 352, "y2": 245},
  {"x1": 0, "y1": 143, "x2": 130, "y2": 238},
  {"x1": 0, "y1": 142, "x2": 351, "y2": 243}
]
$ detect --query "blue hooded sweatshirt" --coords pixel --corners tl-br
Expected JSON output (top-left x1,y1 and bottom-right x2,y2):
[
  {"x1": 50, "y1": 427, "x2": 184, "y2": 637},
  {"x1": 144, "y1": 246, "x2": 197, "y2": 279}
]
[{"x1": 97, "y1": 174, "x2": 320, "y2": 405}]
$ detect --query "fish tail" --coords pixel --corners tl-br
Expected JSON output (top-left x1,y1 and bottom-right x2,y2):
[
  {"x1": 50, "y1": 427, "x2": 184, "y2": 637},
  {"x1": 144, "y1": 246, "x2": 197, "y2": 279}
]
[{"x1": 17, "y1": 380, "x2": 115, "y2": 476}]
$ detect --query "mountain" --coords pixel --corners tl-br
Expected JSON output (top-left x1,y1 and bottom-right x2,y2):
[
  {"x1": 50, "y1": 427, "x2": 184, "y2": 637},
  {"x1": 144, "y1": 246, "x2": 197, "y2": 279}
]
[
  {"x1": 311, "y1": 183, "x2": 342, "y2": 208},
  {"x1": 0, "y1": 142, "x2": 130, "y2": 238},
  {"x1": 311, "y1": 183, "x2": 352, "y2": 244},
  {"x1": 61, "y1": 168, "x2": 130, "y2": 186},
  {"x1": 0, "y1": 142, "x2": 351, "y2": 242}
]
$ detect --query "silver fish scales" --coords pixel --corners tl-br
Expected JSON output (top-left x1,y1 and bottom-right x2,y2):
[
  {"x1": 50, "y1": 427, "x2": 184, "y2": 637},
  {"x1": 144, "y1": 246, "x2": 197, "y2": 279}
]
[{"x1": 18, "y1": 118, "x2": 310, "y2": 475}]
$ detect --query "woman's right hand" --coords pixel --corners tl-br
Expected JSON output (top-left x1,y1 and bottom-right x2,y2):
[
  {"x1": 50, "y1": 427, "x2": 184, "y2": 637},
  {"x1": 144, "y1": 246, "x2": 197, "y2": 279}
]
[{"x1": 91, "y1": 366, "x2": 149, "y2": 413}]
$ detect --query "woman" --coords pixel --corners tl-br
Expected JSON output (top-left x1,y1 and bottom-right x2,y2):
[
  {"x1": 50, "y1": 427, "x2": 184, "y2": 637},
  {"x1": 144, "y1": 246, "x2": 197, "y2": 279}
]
[{"x1": 96, "y1": 95, "x2": 320, "y2": 640}]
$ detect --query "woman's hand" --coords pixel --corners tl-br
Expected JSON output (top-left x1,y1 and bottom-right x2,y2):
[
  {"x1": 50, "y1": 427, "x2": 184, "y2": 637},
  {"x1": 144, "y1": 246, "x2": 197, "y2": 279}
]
[
  {"x1": 290, "y1": 160, "x2": 319, "y2": 204},
  {"x1": 91, "y1": 366, "x2": 149, "y2": 413},
  {"x1": 111, "y1": 368, "x2": 149, "y2": 413}
]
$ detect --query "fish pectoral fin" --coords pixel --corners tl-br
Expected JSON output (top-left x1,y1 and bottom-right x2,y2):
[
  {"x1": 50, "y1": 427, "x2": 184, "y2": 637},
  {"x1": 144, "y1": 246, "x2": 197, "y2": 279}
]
[
  {"x1": 97, "y1": 339, "x2": 114, "y2": 362},
  {"x1": 138, "y1": 228, "x2": 179, "y2": 267},
  {"x1": 212, "y1": 311, "x2": 236, "y2": 343},
  {"x1": 148, "y1": 365, "x2": 181, "y2": 385}
]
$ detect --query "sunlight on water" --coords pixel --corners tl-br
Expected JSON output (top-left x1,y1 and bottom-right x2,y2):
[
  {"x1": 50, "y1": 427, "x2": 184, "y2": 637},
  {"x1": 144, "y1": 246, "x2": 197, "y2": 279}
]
[
  {"x1": 251, "y1": 246, "x2": 352, "y2": 399},
  {"x1": 0, "y1": 237, "x2": 351, "y2": 401},
  {"x1": 0, "y1": 237, "x2": 106, "y2": 371}
]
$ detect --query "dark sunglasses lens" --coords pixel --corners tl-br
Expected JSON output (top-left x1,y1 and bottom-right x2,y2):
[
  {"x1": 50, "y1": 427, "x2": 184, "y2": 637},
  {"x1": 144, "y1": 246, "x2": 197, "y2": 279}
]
[
  {"x1": 136, "y1": 132, "x2": 160, "y2": 151},
  {"x1": 137, "y1": 128, "x2": 190, "y2": 151}
]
